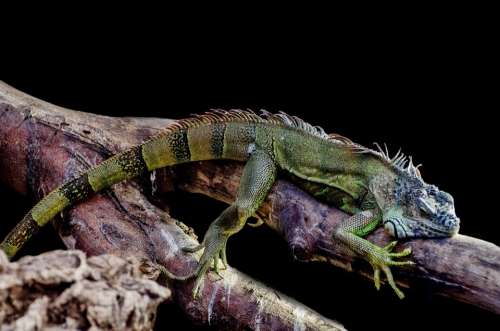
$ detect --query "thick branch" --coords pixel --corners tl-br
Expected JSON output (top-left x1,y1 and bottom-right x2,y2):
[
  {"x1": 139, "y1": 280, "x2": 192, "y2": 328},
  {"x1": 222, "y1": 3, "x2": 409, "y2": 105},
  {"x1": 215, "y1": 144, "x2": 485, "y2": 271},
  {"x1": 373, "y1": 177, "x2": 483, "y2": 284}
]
[
  {"x1": 171, "y1": 162, "x2": 500, "y2": 313},
  {"x1": 0, "y1": 81, "x2": 344, "y2": 330}
]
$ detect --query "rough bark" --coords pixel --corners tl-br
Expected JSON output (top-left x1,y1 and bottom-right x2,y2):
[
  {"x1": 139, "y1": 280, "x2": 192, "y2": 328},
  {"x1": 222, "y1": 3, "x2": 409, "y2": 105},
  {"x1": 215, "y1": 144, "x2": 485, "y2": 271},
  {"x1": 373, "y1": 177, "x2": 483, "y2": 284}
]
[
  {"x1": 0, "y1": 249, "x2": 170, "y2": 331},
  {"x1": 173, "y1": 162, "x2": 500, "y2": 313},
  {"x1": 0, "y1": 81, "x2": 345, "y2": 330}
]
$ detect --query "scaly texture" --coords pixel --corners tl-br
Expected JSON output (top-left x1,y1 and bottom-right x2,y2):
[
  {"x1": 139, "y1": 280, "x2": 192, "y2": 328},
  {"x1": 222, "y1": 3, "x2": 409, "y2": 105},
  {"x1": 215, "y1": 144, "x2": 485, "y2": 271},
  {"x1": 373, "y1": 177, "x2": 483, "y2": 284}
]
[
  {"x1": 0, "y1": 87, "x2": 346, "y2": 331},
  {"x1": 1, "y1": 107, "x2": 460, "y2": 299}
]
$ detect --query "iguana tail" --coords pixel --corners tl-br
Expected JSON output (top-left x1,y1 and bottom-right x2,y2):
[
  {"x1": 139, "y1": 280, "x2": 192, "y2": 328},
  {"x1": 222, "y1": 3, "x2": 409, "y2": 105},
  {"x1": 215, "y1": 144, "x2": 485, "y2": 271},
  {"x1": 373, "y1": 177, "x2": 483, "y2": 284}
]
[
  {"x1": 0, "y1": 145, "x2": 152, "y2": 258},
  {"x1": 1, "y1": 116, "x2": 247, "y2": 258}
]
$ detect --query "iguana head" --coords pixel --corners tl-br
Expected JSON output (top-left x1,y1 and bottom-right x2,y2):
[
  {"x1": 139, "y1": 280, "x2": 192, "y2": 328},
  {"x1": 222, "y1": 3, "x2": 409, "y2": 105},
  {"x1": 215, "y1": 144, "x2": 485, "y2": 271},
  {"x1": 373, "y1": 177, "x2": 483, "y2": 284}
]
[
  {"x1": 382, "y1": 175, "x2": 459, "y2": 238},
  {"x1": 370, "y1": 148, "x2": 460, "y2": 239}
]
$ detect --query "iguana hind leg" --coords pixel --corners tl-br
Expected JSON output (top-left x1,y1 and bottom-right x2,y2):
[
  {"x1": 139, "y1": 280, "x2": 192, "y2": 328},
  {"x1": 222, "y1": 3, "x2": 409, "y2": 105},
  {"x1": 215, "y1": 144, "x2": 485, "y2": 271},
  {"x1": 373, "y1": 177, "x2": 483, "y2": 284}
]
[
  {"x1": 184, "y1": 149, "x2": 277, "y2": 298},
  {"x1": 334, "y1": 209, "x2": 414, "y2": 299}
]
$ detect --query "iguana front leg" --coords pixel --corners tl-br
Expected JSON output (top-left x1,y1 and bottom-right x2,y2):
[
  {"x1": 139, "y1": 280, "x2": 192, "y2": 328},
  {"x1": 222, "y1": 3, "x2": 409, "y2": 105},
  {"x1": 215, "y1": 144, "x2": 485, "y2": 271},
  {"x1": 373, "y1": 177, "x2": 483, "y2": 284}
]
[
  {"x1": 184, "y1": 149, "x2": 277, "y2": 298},
  {"x1": 334, "y1": 209, "x2": 414, "y2": 299}
]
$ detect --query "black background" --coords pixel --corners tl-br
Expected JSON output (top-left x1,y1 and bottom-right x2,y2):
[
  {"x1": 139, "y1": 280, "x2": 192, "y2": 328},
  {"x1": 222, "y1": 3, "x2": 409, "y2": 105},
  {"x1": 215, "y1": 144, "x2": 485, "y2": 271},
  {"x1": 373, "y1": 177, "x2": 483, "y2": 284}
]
[{"x1": 1, "y1": 11, "x2": 498, "y2": 330}]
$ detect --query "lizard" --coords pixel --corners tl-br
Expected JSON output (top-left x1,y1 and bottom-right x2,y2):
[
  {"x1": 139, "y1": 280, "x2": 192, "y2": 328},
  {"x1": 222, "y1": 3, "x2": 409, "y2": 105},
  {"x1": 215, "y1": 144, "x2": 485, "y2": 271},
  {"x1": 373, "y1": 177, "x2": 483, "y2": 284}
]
[{"x1": 0, "y1": 110, "x2": 460, "y2": 299}]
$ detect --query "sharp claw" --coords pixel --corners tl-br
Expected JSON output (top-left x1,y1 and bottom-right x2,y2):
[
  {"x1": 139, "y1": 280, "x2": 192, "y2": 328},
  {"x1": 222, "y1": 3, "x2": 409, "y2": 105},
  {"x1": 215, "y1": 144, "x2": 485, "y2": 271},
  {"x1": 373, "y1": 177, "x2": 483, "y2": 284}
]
[
  {"x1": 389, "y1": 247, "x2": 412, "y2": 257},
  {"x1": 401, "y1": 247, "x2": 412, "y2": 255},
  {"x1": 382, "y1": 265, "x2": 405, "y2": 299},
  {"x1": 393, "y1": 285, "x2": 405, "y2": 299},
  {"x1": 374, "y1": 268, "x2": 381, "y2": 290},
  {"x1": 186, "y1": 223, "x2": 232, "y2": 299},
  {"x1": 189, "y1": 231, "x2": 230, "y2": 299},
  {"x1": 389, "y1": 260, "x2": 415, "y2": 266},
  {"x1": 368, "y1": 243, "x2": 414, "y2": 299},
  {"x1": 384, "y1": 241, "x2": 398, "y2": 251},
  {"x1": 191, "y1": 251, "x2": 214, "y2": 299}
]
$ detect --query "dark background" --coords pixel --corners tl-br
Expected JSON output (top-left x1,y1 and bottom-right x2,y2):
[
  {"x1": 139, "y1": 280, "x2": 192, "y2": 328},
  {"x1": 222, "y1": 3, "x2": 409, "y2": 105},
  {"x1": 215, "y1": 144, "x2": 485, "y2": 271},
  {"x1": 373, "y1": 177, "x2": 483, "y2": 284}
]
[{"x1": 1, "y1": 12, "x2": 498, "y2": 330}]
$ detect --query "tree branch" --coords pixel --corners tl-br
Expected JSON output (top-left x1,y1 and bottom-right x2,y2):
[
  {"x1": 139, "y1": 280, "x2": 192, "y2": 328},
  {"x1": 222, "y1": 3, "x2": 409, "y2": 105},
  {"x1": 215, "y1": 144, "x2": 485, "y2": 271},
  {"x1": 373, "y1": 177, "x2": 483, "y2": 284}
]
[
  {"x1": 171, "y1": 161, "x2": 500, "y2": 314},
  {"x1": 0, "y1": 81, "x2": 344, "y2": 330}
]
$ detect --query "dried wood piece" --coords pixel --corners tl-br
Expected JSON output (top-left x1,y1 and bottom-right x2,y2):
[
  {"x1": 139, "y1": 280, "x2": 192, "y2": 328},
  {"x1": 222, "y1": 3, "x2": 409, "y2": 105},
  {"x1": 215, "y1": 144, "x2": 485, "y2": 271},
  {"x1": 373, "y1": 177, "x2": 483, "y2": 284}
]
[{"x1": 0, "y1": 250, "x2": 170, "y2": 331}]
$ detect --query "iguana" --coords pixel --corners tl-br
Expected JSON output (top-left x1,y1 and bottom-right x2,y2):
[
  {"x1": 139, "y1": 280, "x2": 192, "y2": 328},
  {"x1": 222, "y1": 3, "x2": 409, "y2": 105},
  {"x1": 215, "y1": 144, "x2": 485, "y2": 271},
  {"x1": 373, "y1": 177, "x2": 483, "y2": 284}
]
[{"x1": 0, "y1": 110, "x2": 460, "y2": 299}]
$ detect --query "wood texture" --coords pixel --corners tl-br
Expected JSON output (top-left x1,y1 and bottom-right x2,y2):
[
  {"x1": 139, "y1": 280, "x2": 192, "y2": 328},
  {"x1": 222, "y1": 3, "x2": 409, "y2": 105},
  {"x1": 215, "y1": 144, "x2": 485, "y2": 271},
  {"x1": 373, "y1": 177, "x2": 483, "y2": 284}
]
[
  {"x1": 173, "y1": 161, "x2": 500, "y2": 313},
  {"x1": 1, "y1": 79, "x2": 499, "y2": 327},
  {"x1": 0, "y1": 250, "x2": 170, "y2": 330},
  {"x1": 0, "y1": 81, "x2": 344, "y2": 330}
]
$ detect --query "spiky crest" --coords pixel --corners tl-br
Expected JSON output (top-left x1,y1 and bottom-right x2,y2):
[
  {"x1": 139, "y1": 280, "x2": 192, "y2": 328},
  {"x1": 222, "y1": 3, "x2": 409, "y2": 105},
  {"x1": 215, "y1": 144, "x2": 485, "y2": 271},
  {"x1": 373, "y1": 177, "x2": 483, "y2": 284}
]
[
  {"x1": 148, "y1": 109, "x2": 422, "y2": 179},
  {"x1": 371, "y1": 143, "x2": 422, "y2": 179},
  {"x1": 149, "y1": 109, "x2": 353, "y2": 144}
]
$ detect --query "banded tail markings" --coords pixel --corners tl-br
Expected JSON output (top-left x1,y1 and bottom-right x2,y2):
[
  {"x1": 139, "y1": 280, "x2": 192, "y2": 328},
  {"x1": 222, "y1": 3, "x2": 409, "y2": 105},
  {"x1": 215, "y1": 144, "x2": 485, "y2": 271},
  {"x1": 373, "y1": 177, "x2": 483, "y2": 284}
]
[
  {"x1": 222, "y1": 122, "x2": 256, "y2": 160},
  {"x1": 1, "y1": 146, "x2": 149, "y2": 258},
  {"x1": 116, "y1": 145, "x2": 148, "y2": 178},
  {"x1": 142, "y1": 129, "x2": 191, "y2": 171},
  {"x1": 1, "y1": 214, "x2": 40, "y2": 257},
  {"x1": 60, "y1": 173, "x2": 93, "y2": 204},
  {"x1": 1, "y1": 189, "x2": 70, "y2": 258},
  {"x1": 187, "y1": 123, "x2": 227, "y2": 161},
  {"x1": 3, "y1": 109, "x2": 352, "y2": 260},
  {"x1": 210, "y1": 123, "x2": 225, "y2": 158},
  {"x1": 169, "y1": 129, "x2": 191, "y2": 162},
  {"x1": 88, "y1": 146, "x2": 148, "y2": 192},
  {"x1": 187, "y1": 125, "x2": 215, "y2": 161},
  {"x1": 31, "y1": 190, "x2": 70, "y2": 226}
]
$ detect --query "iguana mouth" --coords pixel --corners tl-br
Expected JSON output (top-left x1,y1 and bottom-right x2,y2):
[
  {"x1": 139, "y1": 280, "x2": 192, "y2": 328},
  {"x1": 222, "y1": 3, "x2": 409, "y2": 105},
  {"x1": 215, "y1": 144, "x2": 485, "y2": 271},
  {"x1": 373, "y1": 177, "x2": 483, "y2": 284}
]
[
  {"x1": 408, "y1": 215, "x2": 460, "y2": 237},
  {"x1": 384, "y1": 214, "x2": 459, "y2": 239}
]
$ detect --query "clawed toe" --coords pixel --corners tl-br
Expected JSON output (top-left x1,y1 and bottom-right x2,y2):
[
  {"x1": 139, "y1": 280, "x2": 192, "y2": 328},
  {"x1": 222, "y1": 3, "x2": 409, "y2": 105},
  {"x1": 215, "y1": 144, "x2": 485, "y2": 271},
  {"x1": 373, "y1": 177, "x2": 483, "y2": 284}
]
[
  {"x1": 384, "y1": 241, "x2": 398, "y2": 251},
  {"x1": 371, "y1": 263, "x2": 405, "y2": 299},
  {"x1": 389, "y1": 247, "x2": 412, "y2": 258},
  {"x1": 187, "y1": 231, "x2": 229, "y2": 298},
  {"x1": 368, "y1": 243, "x2": 415, "y2": 299}
]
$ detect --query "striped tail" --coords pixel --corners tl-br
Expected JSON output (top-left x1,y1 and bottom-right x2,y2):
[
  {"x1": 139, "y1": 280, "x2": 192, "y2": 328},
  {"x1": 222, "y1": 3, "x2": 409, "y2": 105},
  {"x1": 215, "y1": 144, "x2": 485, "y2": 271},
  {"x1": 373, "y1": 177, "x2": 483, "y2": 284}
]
[
  {"x1": 1, "y1": 118, "x2": 257, "y2": 258},
  {"x1": 0, "y1": 145, "x2": 150, "y2": 258},
  {"x1": 0, "y1": 112, "x2": 264, "y2": 257}
]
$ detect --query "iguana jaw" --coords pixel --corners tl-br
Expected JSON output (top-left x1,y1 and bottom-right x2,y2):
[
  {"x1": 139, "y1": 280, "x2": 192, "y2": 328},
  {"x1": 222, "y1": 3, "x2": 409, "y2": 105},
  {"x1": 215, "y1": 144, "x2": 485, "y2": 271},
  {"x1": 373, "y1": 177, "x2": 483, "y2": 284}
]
[{"x1": 382, "y1": 206, "x2": 460, "y2": 239}]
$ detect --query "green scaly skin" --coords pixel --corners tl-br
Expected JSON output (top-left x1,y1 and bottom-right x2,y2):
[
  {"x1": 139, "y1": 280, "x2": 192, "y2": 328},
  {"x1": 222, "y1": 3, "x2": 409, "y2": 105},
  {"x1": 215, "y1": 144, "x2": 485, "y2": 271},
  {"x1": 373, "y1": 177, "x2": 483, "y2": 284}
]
[{"x1": 0, "y1": 110, "x2": 460, "y2": 299}]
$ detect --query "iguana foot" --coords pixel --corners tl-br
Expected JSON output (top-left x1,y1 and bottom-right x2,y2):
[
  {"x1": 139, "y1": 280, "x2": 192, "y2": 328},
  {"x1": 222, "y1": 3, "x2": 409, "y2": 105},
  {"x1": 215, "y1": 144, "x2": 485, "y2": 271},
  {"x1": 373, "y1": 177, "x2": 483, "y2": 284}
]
[
  {"x1": 367, "y1": 241, "x2": 414, "y2": 299},
  {"x1": 183, "y1": 224, "x2": 229, "y2": 298}
]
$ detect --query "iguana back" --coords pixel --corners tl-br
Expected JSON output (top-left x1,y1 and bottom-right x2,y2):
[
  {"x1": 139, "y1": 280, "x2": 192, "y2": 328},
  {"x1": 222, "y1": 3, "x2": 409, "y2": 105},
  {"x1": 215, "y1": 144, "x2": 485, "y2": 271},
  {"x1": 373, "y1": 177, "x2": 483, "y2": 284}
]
[
  {"x1": 1, "y1": 109, "x2": 459, "y2": 299},
  {"x1": 0, "y1": 110, "x2": 342, "y2": 256}
]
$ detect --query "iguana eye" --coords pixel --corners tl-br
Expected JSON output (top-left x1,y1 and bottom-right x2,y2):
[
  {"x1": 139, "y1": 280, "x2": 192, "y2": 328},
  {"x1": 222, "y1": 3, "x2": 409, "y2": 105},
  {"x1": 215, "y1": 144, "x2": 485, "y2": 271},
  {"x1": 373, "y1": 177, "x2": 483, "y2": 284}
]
[{"x1": 417, "y1": 197, "x2": 435, "y2": 215}]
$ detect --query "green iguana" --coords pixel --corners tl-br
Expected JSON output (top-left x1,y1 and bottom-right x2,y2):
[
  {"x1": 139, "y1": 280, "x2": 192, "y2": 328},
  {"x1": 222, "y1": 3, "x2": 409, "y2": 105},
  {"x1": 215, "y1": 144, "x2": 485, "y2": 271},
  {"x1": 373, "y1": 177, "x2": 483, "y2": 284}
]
[{"x1": 1, "y1": 110, "x2": 460, "y2": 299}]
